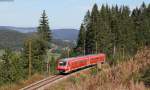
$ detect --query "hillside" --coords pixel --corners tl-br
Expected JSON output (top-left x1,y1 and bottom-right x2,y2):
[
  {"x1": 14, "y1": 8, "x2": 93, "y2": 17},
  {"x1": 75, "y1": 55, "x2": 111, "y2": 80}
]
[
  {"x1": 52, "y1": 29, "x2": 79, "y2": 41},
  {"x1": 0, "y1": 26, "x2": 79, "y2": 41},
  {"x1": 0, "y1": 29, "x2": 29, "y2": 50},
  {"x1": 0, "y1": 26, "x2": 36, "y2": 33},
  {"x1": 0, "y1": 28, "x2": 79, "y2": 49}
]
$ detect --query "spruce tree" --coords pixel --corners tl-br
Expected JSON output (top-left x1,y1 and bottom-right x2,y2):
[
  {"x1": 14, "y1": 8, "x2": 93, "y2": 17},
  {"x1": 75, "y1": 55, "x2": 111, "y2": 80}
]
[
  {"x1": 110, "y1": 5, "x2": 122, "y2": 56},
  {"x1": 119, "y1": 6, "x2": 135, "y2": 54},
  {"x1": 38, "y1": 10, "x2": 52, "y2": 46},
  {"x1": 83, "y1": 10, "x2": 91, "y2": 30},
  {"x1": 76, "y1": 24, "x2": 86, "y2": 55},
  {"x1": 22, "y1": 37, "x2": 47, "y2": 75},
  {"x1": 131, "y1": 8, "x2": 142, "y2": 49},
  {"x1": 85, "y1": 4, "x2": 99, "y2": 54}
]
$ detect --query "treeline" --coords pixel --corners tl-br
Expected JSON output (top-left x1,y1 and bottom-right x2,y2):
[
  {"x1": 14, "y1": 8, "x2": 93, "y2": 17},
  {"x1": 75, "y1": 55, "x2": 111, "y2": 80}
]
[
  {"x1": 0, "y1": 10, "x2": 54, "y2": 86},
  {"x1": 76, "y1": 2, "x2": 150, "y2": 62}
]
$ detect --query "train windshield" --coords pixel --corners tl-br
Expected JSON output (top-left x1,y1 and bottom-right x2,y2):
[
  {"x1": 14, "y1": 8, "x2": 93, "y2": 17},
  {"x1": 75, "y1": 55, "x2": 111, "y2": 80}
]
[{"x1": 59, "y1": 61, "x2": 67, "y2": 66}]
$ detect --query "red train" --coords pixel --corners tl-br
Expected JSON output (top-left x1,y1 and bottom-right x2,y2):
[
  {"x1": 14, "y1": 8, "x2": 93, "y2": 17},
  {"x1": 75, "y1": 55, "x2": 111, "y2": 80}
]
[{"x1": 57, "y1": 53, "x2": 106, "y2": 73}]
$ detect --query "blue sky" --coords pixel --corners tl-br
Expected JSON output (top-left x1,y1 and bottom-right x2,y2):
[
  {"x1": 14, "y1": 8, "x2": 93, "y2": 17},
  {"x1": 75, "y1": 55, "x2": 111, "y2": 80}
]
[{"x1": 0, "y1": 0, "x2": 149, "y2": 29}]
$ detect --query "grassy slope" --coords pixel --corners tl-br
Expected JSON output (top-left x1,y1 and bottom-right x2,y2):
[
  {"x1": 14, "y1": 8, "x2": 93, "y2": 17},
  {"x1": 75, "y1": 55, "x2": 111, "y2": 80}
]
[
  {"x1": 0, "y1": 29, "x2": 75, "y2": 50},
  {"x1": 49, "y1": 47, "x2": 150, "y2": 90}
]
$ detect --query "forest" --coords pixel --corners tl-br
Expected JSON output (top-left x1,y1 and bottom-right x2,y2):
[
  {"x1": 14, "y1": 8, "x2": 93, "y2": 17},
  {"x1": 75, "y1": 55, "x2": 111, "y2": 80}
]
[{"x1": 76, "y1": 2, "x2": 150, "y2": 63}]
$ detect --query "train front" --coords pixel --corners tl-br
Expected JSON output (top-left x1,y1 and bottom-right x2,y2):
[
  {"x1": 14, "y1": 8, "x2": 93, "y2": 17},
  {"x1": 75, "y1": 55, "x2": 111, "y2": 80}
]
[{"x1": 57, "y1": 59, "x2": 69, "y2": 73}]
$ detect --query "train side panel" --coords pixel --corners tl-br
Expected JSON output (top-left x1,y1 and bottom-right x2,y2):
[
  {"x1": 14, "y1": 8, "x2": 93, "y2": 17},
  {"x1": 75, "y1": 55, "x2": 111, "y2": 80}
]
[
  {"x1": 89, "y1": 54, "x2": 105, "y2": 65},
  {"x1": 68, "y1": 56, "x2": 89, "y2": 72},
  {"x1": 98, "y1": 54, "x2": 106, "y2": 63},
  {"x1": 89, "y1": 55, "x2": 98, "y2": 65}
]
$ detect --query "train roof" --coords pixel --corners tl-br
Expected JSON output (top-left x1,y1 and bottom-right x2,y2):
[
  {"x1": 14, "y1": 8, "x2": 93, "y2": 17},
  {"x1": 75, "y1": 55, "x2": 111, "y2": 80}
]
[{"x1": 59, "y1": 53, "x2": 105, "y2": 62}]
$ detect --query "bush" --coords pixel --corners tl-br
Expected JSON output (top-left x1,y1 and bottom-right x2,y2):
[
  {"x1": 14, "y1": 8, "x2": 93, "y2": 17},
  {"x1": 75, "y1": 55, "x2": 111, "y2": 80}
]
[
  {"x1": 140, "y1": 66, "x2": 150, "y2": 86},
  {"x1": 49, "y1": 56, "x2": 57, "y2": 74},
  {"x1": 69, "y1": 76, "x2": 80, "y2": 84},
  {"x1": 0, "y1": 49, "x2": 24, "y2": 85}
]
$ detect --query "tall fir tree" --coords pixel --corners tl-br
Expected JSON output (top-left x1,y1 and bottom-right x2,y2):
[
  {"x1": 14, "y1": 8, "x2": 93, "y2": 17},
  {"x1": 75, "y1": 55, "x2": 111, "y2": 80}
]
[
  {"x1": 83, "y1": 10, "x2": 91, "y2": 31},
  {"x1": 110, "y1": 5, "x2": 120, "y2": 57},
  {"x1": 85, "y1": 4, "x2": 99, "y2": 54},
  {"x1": 38, "y1": 10, "x2": 52, "y2": 46},
  {"x1": 131, "y1": 7, "x2": 142, "y2": 48},
  {"x1": 76, "y1": 24, "x2": 86, "y2": 55},
  {"x1": 22, "y1": 37, "x2": 47, "y2": 75},
  {"x1": 97, "y1": 4, "x2": 113, "y2": 54}
]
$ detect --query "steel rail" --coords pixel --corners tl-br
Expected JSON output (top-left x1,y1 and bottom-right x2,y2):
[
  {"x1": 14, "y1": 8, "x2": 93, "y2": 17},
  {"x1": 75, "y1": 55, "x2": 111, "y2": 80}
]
[{"x1": 20, "y1": 75, "x2": 64, "y2": 90}]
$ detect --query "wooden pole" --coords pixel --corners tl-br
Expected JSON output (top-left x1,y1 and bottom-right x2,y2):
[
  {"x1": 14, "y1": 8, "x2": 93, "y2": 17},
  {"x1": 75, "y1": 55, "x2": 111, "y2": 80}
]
[
  {"x1": 96, "y1": 42, "x2": 98, "y2": 54},
  {"x1": 84, "y1": 40, "x2": 85, "y2": 55},
  {"x1": 123, "y1": 48, "x2": 124, "y2": 59},
  {"x1": 67, "y1": 48, "x2": 70, "y2": 58},
  {"x1": 113, "y1": 44, "x2": 116, "y2": 58},
  {"x1": 29, "y1": 40, "x2": 32, "y2": 78}
]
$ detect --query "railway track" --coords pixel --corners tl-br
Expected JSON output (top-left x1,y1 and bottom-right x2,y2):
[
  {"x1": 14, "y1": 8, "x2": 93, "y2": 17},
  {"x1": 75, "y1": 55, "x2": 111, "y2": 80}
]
[
  {"x1": 20, "y1": 75, "x2": 64, "y2": 90},
  {"x1": 20, "y1": 66, "x2": 93, "y2": 90}
]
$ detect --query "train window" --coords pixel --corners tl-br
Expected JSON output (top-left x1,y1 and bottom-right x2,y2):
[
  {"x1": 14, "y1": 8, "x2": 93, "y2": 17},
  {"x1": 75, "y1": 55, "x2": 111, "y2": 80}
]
[{"x1": 59, "y1": 61, "x2": 66, "y2": 66}]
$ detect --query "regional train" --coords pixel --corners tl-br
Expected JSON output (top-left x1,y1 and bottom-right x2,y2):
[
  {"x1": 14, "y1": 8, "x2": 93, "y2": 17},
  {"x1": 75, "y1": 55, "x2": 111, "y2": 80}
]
[{"x1": 57, "y1": 53, "x2": 106, "y2": 73}]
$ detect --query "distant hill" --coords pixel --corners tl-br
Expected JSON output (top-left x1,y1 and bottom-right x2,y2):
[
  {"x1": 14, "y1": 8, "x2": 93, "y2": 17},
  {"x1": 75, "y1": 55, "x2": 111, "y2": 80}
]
[
  {"x1": 52, "y1": 29, "x2": 79, "y2": 41},
  {"x1": 0, "y1": 29, "x2": 29, "y2": 50},
  {"x1": 0, "y1": 26, "x2": 79, "y2": 41},
  {"x1": 0, "y1": 26, "x2": 79, "y2": 49},
  {"x1": 0, "y1": 26, "x2": 36, "y2": 33}
]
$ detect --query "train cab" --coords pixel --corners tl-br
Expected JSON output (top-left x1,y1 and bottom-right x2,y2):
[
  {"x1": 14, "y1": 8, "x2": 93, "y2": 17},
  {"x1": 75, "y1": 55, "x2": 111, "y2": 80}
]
[{"x1": 57, "y1": 59, "x2": 69, "y2": 73}]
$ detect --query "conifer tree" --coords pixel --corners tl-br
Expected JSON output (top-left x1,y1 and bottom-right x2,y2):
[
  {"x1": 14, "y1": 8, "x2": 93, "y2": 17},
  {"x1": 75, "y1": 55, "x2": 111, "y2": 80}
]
[
  {"x1": 119, "y1": 6, "x2": 135, "y2": 54},
  {"x1": 38, "y1": 10, "x2": 52, "y2": 46},
  {"x1": 85, "y1": 4, "x2": 99, "y2": 54},
  {"x1": 83, "y1": 10, "x2": 91, "y2": 30},
  {"x1": 97, "y1": 4, "x2": 113, "y2": 54},
  {"x1": 110, "y1": 5, "x2": 120, "y2": 56},
  {"x1": 76, "y1": 24, "x2": 86, "y2": 55},
  {"x1": 22, "y1": 37, "x2": 47, "y2": 75}
]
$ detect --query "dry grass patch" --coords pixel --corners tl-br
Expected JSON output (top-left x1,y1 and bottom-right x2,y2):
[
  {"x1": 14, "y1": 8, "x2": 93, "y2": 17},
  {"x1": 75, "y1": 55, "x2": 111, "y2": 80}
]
[{"x1": 0, "y1": 74, "x2": 45, "y2": 90}]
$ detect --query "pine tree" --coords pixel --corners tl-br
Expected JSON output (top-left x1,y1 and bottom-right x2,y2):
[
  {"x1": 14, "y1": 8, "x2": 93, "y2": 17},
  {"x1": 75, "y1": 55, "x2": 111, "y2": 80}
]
[
  {"x1": 140, "y1": 2, "x2": 150, "y2": 46},
  {"x1": 97, "y1": 4, "x2": 113, "y2": 55},
  {"x1": 110, "y1": 5, "x2": 122, "y2": 56},
  {"x1": 132, "y1": 2, "x2": 150, "y2": 48},
  {"x1": 85, "y1": 4, "x2": 99, "y2": 54},
  {"x1": 75, "y1": 10, "x2": 90, "y2": 55},
  {"x1": 38, "y1": 10, "x2": 52, "y2": 47},
  {"x1": 22, "y1": 37, "x2": 47, "y2": 75},
  {"x1": 76, "y1": 24, "x2": 86, "y2": 55},
  {"x1": 119, "y1": 6, "x2": 135, "y2": 54},
  {"x1": 131, "y1": 8, "x2": 142, "y2": 49},
  {"x1": 83, "y1": 10, "x2": 91, "y2": 30}
]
